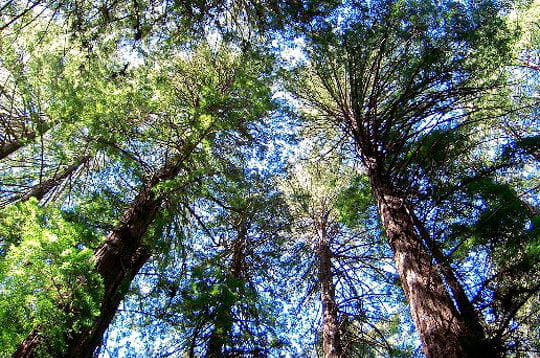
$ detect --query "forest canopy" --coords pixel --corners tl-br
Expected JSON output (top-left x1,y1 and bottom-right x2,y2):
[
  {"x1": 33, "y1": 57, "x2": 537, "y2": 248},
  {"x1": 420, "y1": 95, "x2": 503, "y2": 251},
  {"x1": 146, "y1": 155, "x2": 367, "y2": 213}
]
[{"x1": 0, "y1": 0, "x2": 538, "y2": 357}]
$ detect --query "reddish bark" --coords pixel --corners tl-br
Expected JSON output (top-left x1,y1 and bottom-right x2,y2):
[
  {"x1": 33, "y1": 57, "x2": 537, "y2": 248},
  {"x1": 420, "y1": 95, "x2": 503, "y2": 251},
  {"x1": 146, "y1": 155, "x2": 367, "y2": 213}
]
[
  {"x1": 366, "y1": 160, "x2": 468, "y2": 358},
  {"x1": 11, "y1": 327, "x2": 43, "y2": 358},
  {"x1": 409, "y1": 210, "x2": 502, "y2": 357},
  {"x1": 12, "y1": 161, "x2": 182, "y2": 358}
]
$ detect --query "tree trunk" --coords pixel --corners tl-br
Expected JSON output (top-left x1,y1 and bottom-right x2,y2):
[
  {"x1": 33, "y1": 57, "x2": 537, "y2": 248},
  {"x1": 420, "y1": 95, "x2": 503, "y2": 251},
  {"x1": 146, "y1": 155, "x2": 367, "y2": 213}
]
[
  {"x1": 366, "y1": 161, "x2": 469, "y2": 358},
  {"x1": 317, "y1": 223, "x2": 343, "y2": 358},
  {"x1": 205, "y1": 226, "x2": 247, "y2": 358},
  {"x1": 11, "y1": 328, "x2": 43, "y2": 358},
  {"x1": 409, "y1": 209, "x2": 502, "y2": 357},
  {"x1": 0, "y1": 135, "x2": 36, "y2": 160},
  {"x1": 12, "y1": 161, "x2": 182, "y2": 358}
]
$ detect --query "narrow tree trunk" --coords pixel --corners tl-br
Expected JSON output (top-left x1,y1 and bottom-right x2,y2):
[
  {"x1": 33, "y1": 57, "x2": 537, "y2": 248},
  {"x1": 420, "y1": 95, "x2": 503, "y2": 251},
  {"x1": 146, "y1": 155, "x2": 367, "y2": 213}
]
[
  {"x1": 317, "y1": 223, "x2": 343, "y2": 358},
  {"x1": 12, "y1": 161, "x2": 182, "y2": 358},
  {"x1": 3, "y1": 156, "x2": 90, "y2": 207},
  {"x1": 409, "y1": 209, "x2": 501, "y2": 357},
  {"x1": 366, "y1": 161, "x2": 468, "y2": 358},
  {"x1": 205, "y1": 226, "x2": 247, "y2": 358}
]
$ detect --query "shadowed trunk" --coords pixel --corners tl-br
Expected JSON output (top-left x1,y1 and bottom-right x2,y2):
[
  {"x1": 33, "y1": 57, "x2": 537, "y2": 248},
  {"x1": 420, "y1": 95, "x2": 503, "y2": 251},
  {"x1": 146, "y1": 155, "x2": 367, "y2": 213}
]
[
  {"x1": 366, "y1": 159, "x2": 469, "y2": 358},
  {"x1": 0, "y1": 135, "x2": 37, "y2": 160},
  {"x1": 205, "y1": 225, "x2": 247, "y2": 358},
  {"x1": 12, "y1": 160, "x2": 183, "y2": 358},
  {"x1": 317, "y1": 220, "x2": 343, "y2": 358},
  {"x1": 409, "y1": 209, "x2": 502, "y2": 357}
]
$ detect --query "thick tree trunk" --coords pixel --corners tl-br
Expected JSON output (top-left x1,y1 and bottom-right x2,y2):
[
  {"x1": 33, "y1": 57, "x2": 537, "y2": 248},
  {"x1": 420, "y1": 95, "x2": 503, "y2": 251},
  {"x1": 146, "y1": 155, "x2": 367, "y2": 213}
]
[
  {"x1": 409, "y1": 209, "x2": 501, "y2": 357},
  {"x1": 12, "y1": 161, "x2": 182, "y2": 358},
  {"x1": 317, "y1": 224, "x2": 343, "y2": 358},
  {"x1": 366, "y1": 161, "x2": 469, "y2": 358}
]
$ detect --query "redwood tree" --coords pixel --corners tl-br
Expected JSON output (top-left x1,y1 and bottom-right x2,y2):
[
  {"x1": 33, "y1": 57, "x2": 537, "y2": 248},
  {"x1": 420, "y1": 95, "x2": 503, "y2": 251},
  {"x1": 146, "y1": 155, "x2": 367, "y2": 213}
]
[
  {"x1": 288, "y1": 0, "x2": 512, "y2": 356},
  {"x1": 9, "y1": 44, "x2": 275, "y2": 357}
]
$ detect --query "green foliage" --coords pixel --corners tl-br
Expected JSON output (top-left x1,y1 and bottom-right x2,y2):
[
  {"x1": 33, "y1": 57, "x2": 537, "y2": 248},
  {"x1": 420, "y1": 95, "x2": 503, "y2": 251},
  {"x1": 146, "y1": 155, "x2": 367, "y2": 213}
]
[
  {"x1": 411, "y1": 129, "x2": 468, "y2": 170},
  {"x1": 0, "y1": 0, "x2": 537, "y2": 356},
  {"x1": 335, "y1": 175, "x2": 374, "y2": 227},
  {"x1": 182, "y1": 266, "x2": 251, "y2": 317},
  {"x1": 178, "y1": 263, "x2": 282, "y2": 356},
  {"x1": 338, "y1": 312, "x2": 418, "y2": 358},
  {"x1": 0, "y1": 199, "x2": 103, "y2": 357},
  {"x1": 462, "y1": 178, "x2": 539, "y2": 267}
]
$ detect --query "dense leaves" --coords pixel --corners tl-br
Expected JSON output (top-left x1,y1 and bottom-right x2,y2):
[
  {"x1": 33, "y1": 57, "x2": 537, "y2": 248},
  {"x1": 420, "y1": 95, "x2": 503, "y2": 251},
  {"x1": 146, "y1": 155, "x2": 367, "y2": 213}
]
[
  {"x1": 0, "y1": 199, "x2": 103, "y2": 357},
  {"x1": 0, "y1": 0, "x2": 538, "y2": 357}
]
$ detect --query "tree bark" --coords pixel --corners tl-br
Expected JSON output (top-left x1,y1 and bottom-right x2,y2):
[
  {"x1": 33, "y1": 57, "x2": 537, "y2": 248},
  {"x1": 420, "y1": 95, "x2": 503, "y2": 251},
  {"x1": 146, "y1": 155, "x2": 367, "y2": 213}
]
[
  {"x1": 0, "y1": 133, "x2": 37, "y2": 160},
  {"x1": 366, "y1": 160, "x2": 470, "y2": 358},
  {"x1": 12, "y1": 160, "x2": 182, "y2": 358},
  {"x1": 317, "y1": 222, "x2": 343, "y2": 358},
  {"x1": 11, "y1": 328, "x2": 43, "y2": 358},
  {"x1": 409, "y1": 209, "x2": 502, "y2": 357}
]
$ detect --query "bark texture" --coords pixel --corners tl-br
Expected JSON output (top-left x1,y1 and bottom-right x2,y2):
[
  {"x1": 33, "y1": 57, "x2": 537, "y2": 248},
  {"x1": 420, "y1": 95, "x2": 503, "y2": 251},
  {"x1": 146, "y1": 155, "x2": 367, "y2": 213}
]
[
  {"x1": 317, "y1": 222, "x2": 343, "y2": 358},
  {"x1": 410, "y1": 209, "x2": 502, "y2": 357},
  {"x1": 12, "y1": 161, "x2": 182, "y2": 358},
  {"x1": 366, "y1": 161, "x2": 468, "y2": 358},
  {"x1": 11, "y1": 328, "x2": 43, "y2": 358}
]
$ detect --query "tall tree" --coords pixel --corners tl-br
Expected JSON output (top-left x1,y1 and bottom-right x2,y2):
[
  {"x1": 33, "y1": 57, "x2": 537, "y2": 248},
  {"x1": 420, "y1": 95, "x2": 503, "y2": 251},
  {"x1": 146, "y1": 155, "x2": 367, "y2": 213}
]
[
  {"x1": 9, "y1": 44, "x2": 275, "y2": 357},
  {"x1": 282, "y1": 159, "x2": 347, "y2": 358},
  {"x1": 0, "y1": 0, "x2": 537, "y2": 356},
  {"x1": 199, "y1": 172, "x2": 289, "y2": 357},
  {"x1": 13, "y1": 159, "x2": 183, "y2": 358},
  {"x1": 281, "y1": 148, "x2": 400, "y2": 357},
  {"x1": 287, "y1": 0, "x2": 513, "y2": 356},
  {"x1": 102, "y1": 169, "x2": 291, "y2": 357}
]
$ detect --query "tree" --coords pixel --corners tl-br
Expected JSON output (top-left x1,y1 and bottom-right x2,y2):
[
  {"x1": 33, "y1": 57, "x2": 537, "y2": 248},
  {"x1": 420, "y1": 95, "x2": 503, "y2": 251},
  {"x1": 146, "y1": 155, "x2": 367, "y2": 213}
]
[
  {"x1": 282, "y1": 158, "x2": 348, "y2": 358},
  {"x1": 0, "y1": 199, "x2": 103, "y2": 356},
  {"x1": 97, "y1": 162, "x2": 291, "y2": 357},
  {"x1": 0, "y1": 0, "x2": 537, "y2": 356},
  {"x1": 9, "y1": 44, "x2": 275, "y2": 357},
  {"x1": 193, "y1": 172, "x2": 289, "y2": 357},
  {"x1": 280, "y1": 146, "x2": 405, "y2": 358},
  {"x1": 287, "y1": 0, "x2": 513, "y2": 356}
]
